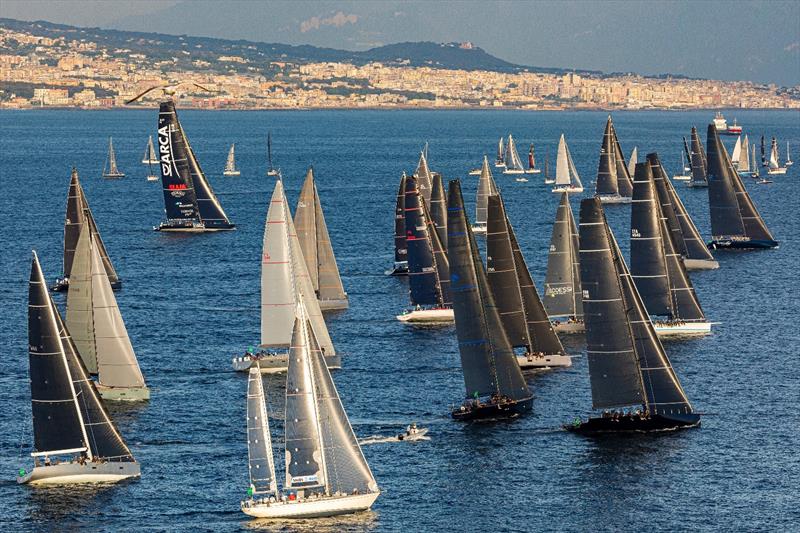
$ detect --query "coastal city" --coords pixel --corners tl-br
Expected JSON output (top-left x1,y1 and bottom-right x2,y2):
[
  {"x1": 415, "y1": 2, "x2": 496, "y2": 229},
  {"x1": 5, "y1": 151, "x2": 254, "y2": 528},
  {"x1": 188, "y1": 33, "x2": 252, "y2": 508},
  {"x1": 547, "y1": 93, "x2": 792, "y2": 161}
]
[{"x1": 1, "y1": 23, "x2": 798, "y2": 111}]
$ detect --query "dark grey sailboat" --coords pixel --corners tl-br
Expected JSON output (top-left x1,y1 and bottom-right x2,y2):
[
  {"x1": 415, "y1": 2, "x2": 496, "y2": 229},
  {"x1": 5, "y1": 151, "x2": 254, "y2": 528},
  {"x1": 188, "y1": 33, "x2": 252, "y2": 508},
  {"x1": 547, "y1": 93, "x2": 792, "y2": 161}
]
[
  {"x1": 688, "y1": 126, "x2": 709, "y2": 188},
  {"x1": 486, "y1": 194, "x2": 571, "y2": 368},
  {"x1": 388, "y1": 173, "x2": 409, "y2": 276},
  {"x1": 154, "y1": 100, "x2": 235, "y2": 231},
  {"x1": 543, "y1": 193, "x2": 584, "y2": 333},
  {"x1": 295, "y1": 168, "x2": 349, "y2": 310},
  {"x1": 473, "y1": 156, "x2": 499, "y2": 233},
  {"x1": 52, "y1": 168, "x2": 121, "y2": 292},
  {"x1": 18, "y1": 252, "x2": 140, "y2": 484},
  {"x1": 706, "y1": 124, "x2": 778, "y2": 249},
  {"x1": 647, "y1": 153, "x2": 719, "y2": 270},
  {"x1": 595, "y1": 116, "x2": 631, "y2": 204},
  {"x1": 566, "y1": 198, "x2": 700, "y2": 434},
  {"x1": 414, "y1": 150, "x2": 434, "y2": 206},
  {"x1": 609, "y1": 118, "x2": 634, "y2": 197},
  {"x1": 397, "y1": 175, "x2": 453, "y2": 323},
  {"x1": 447, "y1": 180, "x2": 532, "y2": 421},
  {"x1": 429, "y1": 173, "x2": 448, "y2": 250},
  {"x1": 630, "y1": 162, "x2": 712, "y2": 337}
]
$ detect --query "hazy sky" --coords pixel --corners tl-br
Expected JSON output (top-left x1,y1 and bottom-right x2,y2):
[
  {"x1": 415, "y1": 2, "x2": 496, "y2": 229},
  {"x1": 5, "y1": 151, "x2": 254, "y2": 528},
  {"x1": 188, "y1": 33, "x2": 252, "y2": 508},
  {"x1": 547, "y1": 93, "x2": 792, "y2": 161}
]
[{"x1": 3, "y1": 0, "x2": 799, "y2": 85}]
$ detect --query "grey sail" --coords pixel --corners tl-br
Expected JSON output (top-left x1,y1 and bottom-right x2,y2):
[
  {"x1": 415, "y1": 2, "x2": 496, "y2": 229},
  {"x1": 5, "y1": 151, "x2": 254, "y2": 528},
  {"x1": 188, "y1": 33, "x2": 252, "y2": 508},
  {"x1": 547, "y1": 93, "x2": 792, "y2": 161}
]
[
  {"x1": 544, "y1": 193, "x2": 582, "y2": 318},
  {"x1": 595, "y1": 117, "x2": 619, "y2": 196},
  {"x1": 414, "y1": 150, "x2": 434, "y2": 205},
  {"x1": 295, "y1": 168, "x2": 348, "y2": 307},
  {"x1": 689, "y1": 126, "x2": 708, "y2": 186},
  {"x1": 429, "y1": 173, "x2": 448, "y2": 249},
  {"x1": 182, "y1": 127, "x2": 234, "y2": 227},
  {"x1": 738, "y1": 135, "x2": 750, "y2": 172},
  {"x1": 659, "y1": 198, "x2": 706, "y2": 322},
  {"x1": 475, "y1": 156, "x2": 498, "y2": 226},
  {"x1": 610, "y1": 120, "x2": 633, "y2": 196},
  {"x1": 425, "y1": 194, "x2": 452, "y2": 307},
  {"x1": 66, "y1": 218, "x2": 98, "y2": 373},
  {"x1": 246, "y1": 368, "x2": 277, "y2": 495},
  {"x1": 630, "y1": 163, "x2": 672, "y2": 316},
  {"x1": 707, "y1": 125, "x2": 775, "y2": 242},
  {"x1": 487, "y1": 195, "x2": 566, "y2": 356},
  {"x1": 648, "y1": 153, "x2": 716, "y2": 263},
  {"x1": 393, "y1": 173, "x2": 408, "y2": 265},
  {"x1": 447, "y1": 180, "x2": 530, "y2": 401},
  {"x1": 647, "y1": 154, "x2": 688, "y2": 257}
]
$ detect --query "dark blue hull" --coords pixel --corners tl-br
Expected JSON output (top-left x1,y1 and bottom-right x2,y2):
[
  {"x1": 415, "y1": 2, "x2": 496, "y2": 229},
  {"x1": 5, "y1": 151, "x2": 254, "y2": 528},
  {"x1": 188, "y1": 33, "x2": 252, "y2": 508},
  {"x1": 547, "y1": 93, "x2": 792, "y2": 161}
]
[
  {"x1": 707, "y1": 239, "x2": 779, "y2": 250},
  {"x1": 564, "y1": 412, "x2": 701, "y2": 434},
  {"x1": 155, "y1": 220, "x2": 236, "y2": 232},
  {"x1": 451, "y1": 396, "x2": 533, "y2": 421}
]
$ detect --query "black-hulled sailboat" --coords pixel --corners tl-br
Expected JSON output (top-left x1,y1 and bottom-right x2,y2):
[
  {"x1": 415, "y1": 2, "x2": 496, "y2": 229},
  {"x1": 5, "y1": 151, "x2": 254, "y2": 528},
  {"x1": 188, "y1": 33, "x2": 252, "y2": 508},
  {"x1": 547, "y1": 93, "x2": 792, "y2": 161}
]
[
  {"x1": 706, "y1": 124, "x2": 778, "y2": 250},
  {"x1": 154, "y1": 100, "x2": 235, "y2": 231},
  {"x1": 566, "y1": 198, "x2": 700, "y2": 434},
  {"x1": 688, "y1": 126, "x2": 709, "y2": 188},
  {"x1": 486, "y1": 194, "x2": 572, "y2": 369},
  {"x1": 388, "y1": 173, "x2": 409, "y2": 276},
  {"x1": 473, "y1": 156, "x2": 498, "y2": 234},
  {"x1": 18, "y1": 252, "x2": 140, "y2": 484},
  {"x1": 397, "y1": 175, "x2": 453, "y2": 323},
  {"x1": 630, "y1": 162, "x2": 712, "y2": 337},
  {"x1": 647, "y1": 153, "x2": 719, "y2": 270},
  {"x1": 102, "y1": 137, "x2": 125, "y2": 179},
  {"x1": 447, "y1": 180, "x2": 532, "y2": 420},
  {"x1": 52, "y1": 168, "x2": 121, "y2": 292},
  {"x1": 295, "y1": 168, "x2": 348, "y2": 311},
  {"x1": 594, "y1": 116, "x2": 630, "y2": 203},
  {"x1": 543, "y1": 193, "x2": 584, "y2": 333}
]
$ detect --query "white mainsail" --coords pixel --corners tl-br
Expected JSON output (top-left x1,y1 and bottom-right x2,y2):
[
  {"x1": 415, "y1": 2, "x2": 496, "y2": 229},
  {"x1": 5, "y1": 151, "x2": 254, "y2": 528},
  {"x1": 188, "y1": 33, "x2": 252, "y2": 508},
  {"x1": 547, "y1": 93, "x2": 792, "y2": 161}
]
[
  {"x1": 246, "y1": 367, "x2": 278, "y2": 495},
  {"x1": 505, "y1": 135, "x2": 524, "y2": 171},
  {"x1": 142, "y1": 136, "x2": 157, "y2": 164},
  {"x1": 225, "y1": 144, "x2": 237, "y2": 173},
  {"x1": 739, "y1": 135, "x2": 751, "y2": 172},
  {"x1": 555, "y1": 134, "x2": 582, "y2": 188},
  {"x1": 769, "y1": 139, "x2": 780, "y2": 169},
  {"x1": 475, "y1": 156, "x2": 498, "y2": 226},
  {"x1": 627, "y1": 147, "x2": 638, "y2": 178},
  {"x1": 731, "y1": 137, "x2": 742, "y2": 167}
]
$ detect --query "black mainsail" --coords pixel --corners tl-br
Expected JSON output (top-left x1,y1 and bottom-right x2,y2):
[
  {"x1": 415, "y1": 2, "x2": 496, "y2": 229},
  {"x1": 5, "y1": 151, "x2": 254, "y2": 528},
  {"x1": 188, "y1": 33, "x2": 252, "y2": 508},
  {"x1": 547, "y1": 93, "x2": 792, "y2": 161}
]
[
  {"x1": 414, "y1": 150, "x2": 434, "y2": 206},
  {"x1": 595, "y1": 117, "x2": 620, "y2": 197},
  {"x1": 447, "y1": 180, "x2": 531, "y2": 420},
  {"x1": 689, "y1": 126, "x2": 708, "y2": 187},
  {"x1": 429, "y1": 173, "x2": 448, "y2": 249},
  {"x1": 543, "y1": 193, "x2": 583, "y2": 321},
  {"x1": 390, "y1": 173, "x2": 409, "y2": 275},
  {"x1": 487, "y1": 194, "x2": 566, "y2": 357},
  {"x1": 609, "y1": 119, "x2": 634, "y2": 197},
  {"x1": 706, "y1": 124, "x2": 777, "y2": 249}
]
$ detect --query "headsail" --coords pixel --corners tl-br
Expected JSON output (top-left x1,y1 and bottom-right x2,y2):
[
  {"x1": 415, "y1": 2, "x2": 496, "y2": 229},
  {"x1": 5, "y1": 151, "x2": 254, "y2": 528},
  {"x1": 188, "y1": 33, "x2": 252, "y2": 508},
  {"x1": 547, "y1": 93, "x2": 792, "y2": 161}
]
[
  {"x1": 429, "y1": 173, "x2": 448, "y2": 249},
  {"x1": 505, "y1": 135, "x2": 524, "y2": 171},
  {"x1": 555, "y1": 134, "x2": 582, "y2": 188},
  {"x1": 393, "y1": 173, "x2": 408, "y2": 266},
  {"x1": 609, "y1": 120, "x2": 633, "y2": 196},
  {"x1": 627, "y1": 147, "x2": 638, "y2": 178},
  {"x1": 246, "y1": 367, "x2": 277, "y2": 495},
  {"x1": 738, "y1": 135, "x2": 751, "y2": 172},
  {"x1": 543, "y1": 193, "x2": 583, "y2": 319},
  {"x1": 595, "y1": 117, "x2": 619, "y2": 196},
  {"x1": 689, "y1": 126, "x2": 708, "y2": 186},
  {"x1": 475, "y1": 156, "x2": 498, "y2": 227}
]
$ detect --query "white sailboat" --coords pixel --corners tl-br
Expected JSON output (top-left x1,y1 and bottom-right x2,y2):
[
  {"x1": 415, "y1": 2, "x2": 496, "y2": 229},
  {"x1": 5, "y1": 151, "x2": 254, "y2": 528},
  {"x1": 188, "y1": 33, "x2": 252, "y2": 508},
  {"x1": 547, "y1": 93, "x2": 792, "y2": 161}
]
[
  {"x1": 66, "y1": 220, "x2": 150, "y2": 401},
  {"x1": 102, "y1": 137, "x2": 125, "y2": 179},
  {"x1": 494, "y1": 137, "x2": 506, "y2": 168},
  {"x1": 731, "y1": 136, "x2": 742, "y2": 169},
  {"x1": 767, "y1": 137, "x2": 787, "y2": 175},
  {"x1": 240, "y1": 303, "x2": 380, "y2": 519},
  {"x1": 223, "y1": 143, "x2": 241, "y2": 176},
  {"x1": 473, "y1": 156, "x2": 499, "y2": 233},
  {"x1": 231, "y1": 180, "x2": 340, "y2": 373},
  {"x1": 786, "y1": 141, "x2": 793, "y2": 167},
  {"x1": 737, "y1": 135, "x2": 754, "y2": 177},
  {"x1": 627, "y1": 147, "x2": 638, "y2": 178},
  {"x1": 672, "y1": 150, "x2": 691, "y2": 181},
  {"x1": 551, "y1": 134, "x2": 583, "y2": 193},
  {"x1": 502, "y1": 134, "x2": 525, "y2": 175},
  {"x1": 142, "y1": 135, "x2": 158, "y2": 164}
]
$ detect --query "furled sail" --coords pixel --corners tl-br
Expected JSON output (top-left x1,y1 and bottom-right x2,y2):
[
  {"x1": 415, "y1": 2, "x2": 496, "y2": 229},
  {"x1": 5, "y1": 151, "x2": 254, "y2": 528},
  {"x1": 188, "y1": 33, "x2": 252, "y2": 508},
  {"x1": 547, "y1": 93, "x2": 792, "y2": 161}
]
[
  {"x1": 393, "y1": 173, "x2": 408, "y2": 265},
  {"x1": 246, "y1": 367, "x2": 277, "y2": 495},
  {"x1": 157, "y1": 101, "x2": 202, "y2": 223},
  {"x1": 225, "y1": 144, "x2": 237, "y2": 173},
  {"x1": 689, "y1": 126, "x2": 708, "y2": 186},
  {"x1": 595, "y1": 117, "x2": 619, "y2": 196},
  {"x1": 544, "y1": 193, "x2": 583, "y2": 319},
  {"x1": 769, "y1": 138, "x2": 780, "y2": 169},
  {"x1": 475, "y1": 156, "x2": 498, "y2": 226},
  {"x1": 447, "y1": 180, "x2": 530, "y2": 401}
]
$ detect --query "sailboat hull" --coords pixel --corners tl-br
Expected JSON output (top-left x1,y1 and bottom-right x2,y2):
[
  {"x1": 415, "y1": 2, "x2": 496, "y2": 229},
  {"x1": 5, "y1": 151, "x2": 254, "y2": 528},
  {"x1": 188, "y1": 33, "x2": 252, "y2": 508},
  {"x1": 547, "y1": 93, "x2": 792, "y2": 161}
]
[
  {"x1": 517, "y1": 353, "x2": 572, "y2": 369},
  {"x1": 767, "y1": 168, "x2": 787, "y2": 175},
  {"x1": 564, "y1": 413, "x2": 701, "y2": 434},
  {"x1": 707, "y1": 238, "x2": 779, "y2": 250},
  {"x1": 672, "y1": 174, "x2": 691, "y2": 181},
  {"x1": 471, "y1": 224, "x2": 487, "y2": 235},
  {"x1": 451, "y1": 396, "x2": 533, "y2": 421},
  {"x1": 223, "y1": 171, "x2": 241, "y2": 176},
  {"x1": 596, "y1": 194, "x2": 630, "y2": 204},
  {"x1": 232, "y1": 352, "x2": 342, "y2": 373},
  {"x1": 385, "y1": 261, "x2": 409, "y2": 276},
  {"x1": 51, "y1": 277, "x2": 122, "y2": 292},
  {"x1": 319, "y1": 298, "x2": 349, "y2": 311},
  {"x1": 155, "y1": 220, "x2": 236, "y2": 232},
  {"x1": 551, "y1": 319, "x2": 585, "y2": 334},
  {"x1": 102, "y1": 173, "x2": 125, "y2": 179},
  {"x1": 96, "y1": 383, "x2": 151, "y2": 401},
  {"x1": 653, "y1": 320, "x2": 713, "y2": 337},
  {"x1": 687, "y1": 182, "x2": 708, "y2": 188},
  {"x1": 525, "y1": 169, "x2": 541, "y2": 174},
  {"x1": 683, "y1": 258, "x2": 719, "y2": 270},
  {"x1": 146, "y1": 175, "x2": 159, "y2": 182},
  {"x1": 17, "y1": 461, "x2": 140, "y2": 485},
  {"x1": 242, "y1": 491, "x2": 379, "y2": 519},
  {"x1": 396, "y1": 308, "x2": 454, "y2": 324},
  {"x1": 552, "y1": 185, "x2": 584, "y2": 194},
  {"x1": 502, "y1": 169, "x2": 525, "y2": 175}
]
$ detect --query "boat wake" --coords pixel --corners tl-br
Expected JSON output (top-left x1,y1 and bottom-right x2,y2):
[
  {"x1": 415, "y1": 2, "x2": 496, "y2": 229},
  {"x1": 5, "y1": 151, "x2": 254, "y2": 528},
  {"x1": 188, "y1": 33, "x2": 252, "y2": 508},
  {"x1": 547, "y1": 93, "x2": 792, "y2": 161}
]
[{"x1": 358, "y1": 434, "x2": 431, "y2": 445}]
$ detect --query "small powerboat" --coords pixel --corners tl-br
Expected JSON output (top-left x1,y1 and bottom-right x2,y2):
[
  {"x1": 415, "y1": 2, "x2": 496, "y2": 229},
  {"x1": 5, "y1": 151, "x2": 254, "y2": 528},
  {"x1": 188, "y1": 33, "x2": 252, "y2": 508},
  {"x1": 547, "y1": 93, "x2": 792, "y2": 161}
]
[{"x1": 397, "y1": 423, "x2": 428, "y2": 441}]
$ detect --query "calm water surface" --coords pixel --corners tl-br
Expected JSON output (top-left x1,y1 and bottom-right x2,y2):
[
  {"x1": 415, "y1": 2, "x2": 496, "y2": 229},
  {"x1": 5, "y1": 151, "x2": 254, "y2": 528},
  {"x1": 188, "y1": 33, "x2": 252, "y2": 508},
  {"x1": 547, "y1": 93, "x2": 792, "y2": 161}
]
[{"x1": 0, "y1": 109, "x2": 798, "y2": 532}]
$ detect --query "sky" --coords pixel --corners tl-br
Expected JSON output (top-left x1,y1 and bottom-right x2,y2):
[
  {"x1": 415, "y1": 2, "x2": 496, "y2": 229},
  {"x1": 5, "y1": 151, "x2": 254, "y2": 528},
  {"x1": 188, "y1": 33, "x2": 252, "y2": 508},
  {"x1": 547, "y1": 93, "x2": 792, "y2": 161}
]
[{"x1": 2, "y1": 0, "x2": 799, "y2": 86}]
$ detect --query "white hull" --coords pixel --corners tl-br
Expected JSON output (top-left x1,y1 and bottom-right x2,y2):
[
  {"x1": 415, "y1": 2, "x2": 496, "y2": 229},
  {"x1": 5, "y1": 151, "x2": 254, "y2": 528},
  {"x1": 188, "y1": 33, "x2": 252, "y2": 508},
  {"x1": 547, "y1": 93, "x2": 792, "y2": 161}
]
[
  {"x1": 468, "y1": 169, "x2": 482, "y2": 176},
  {"x1": 242, "y1": 491, "x2": 379, "y2": 519},
  {"x1": 223, "y1": 171, "x2": 241, "y2": 176},
  {"x1": 515, "y1": 178, "x2": 528, "y2": 183},
  {"x1": 544, "y1": 179, "x2": 555, "y2": 185},
  {"x1": 18, "y1": 461, "x2": 140, "y2": 485},
  {"x1": 102, "y1": 173, "x2": 125, "y2": 179},
  {"x1": 653, "y1": 321, "x2": 713, "y2": 337},
  {"x1": 471, "y1": 224, "x2": 487, "y2": 235},
  {"x1": 552, "y1": 185, "x2": 584, "y2": 194},
  {"x1": 597, "y1": 194, "x2": 631, "y2": 204},
  {"x1": 517, "y1": 353, "x2": 572, "y2": 369},
  {"x1": 232, "y1": 352, "x2": 342, "y2": 373},
  {"x1": 767, "y1": 168, "x2": 787, "y2": 175},
  {"x1": 318, "y1": 298, "x2": 349, "y2": 311},
  {"x1": 146, "y1": 175, "x2": 159, "y2": 181},
  {"x1": 494, "y1": 163, "x2": 506, "y2": 168},
  {"x1": 687, "y1": 182, "x2": 708, "y2": 188},
  {"x1": 267, "y1": 170, "x2": 281, "y2": 177},
  {"x1": 551, "y1": 319, "x2": 585, "y2": 334},
  {"x1": 503, "y1": 169, "x2": 525, "y2": 175},
  {"x1": 737, "y1": 171, "x2": 756, "y2": 178},
  {"x1": 525, "y1": 168, "x2": 541, "y2": 174},
  {"x1": 396, "y1": 308, "x2": 454, "y2": 323},
  {"x1": 397, "y1": 428, "x2": 429, "y2": 441},
  {"x1": 96, "y1": 383, "x2": 150, "y2": 401},
  {"x1": 672, "y1": 174, "x2": 691, "y2": 181},
  {"x1": 684, "y1": 258, "x2": 719, "y2": 270},
  {"x1": 142, "y1": 159, "x2": 159, "y2": 164}
]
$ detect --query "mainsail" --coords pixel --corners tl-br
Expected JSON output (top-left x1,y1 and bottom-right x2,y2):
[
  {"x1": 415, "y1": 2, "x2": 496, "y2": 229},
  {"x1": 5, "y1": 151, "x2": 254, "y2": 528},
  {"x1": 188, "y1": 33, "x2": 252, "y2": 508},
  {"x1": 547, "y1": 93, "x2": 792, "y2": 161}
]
[
  {"x1": 528, "y1": 144, "x2": 536, "y2": 171},
  {"x1": 689, "y1": 126, "x2": 708, "y2": 187},
  {"x1": 487, "y1": 194, "x2": 566, "y2": 356},
  {"x1": 769, "y1": 137, "x2": 781, "y2": 169},
  {"x1": 429, "y1": 173, "x2": 448, "y2": 250},
  {"x1": 224, "y1": 144, "x2": 238, "y2": 173},
  {"x1": 246, "y1": 367, "x2": 277, "y2": 495},
  {"x1": 543, "y1": 193, "x2": 583, "y2": 319},
  {"x1": 739, "y1": 135, "x2": 751, "y2": 173},
  {"x1": 504, "y1": 134, "x2": 524, "y2": 171},
  {"x1": 447, "y1": 180, "x2": 530, "y2": 401},
  {"x1": 474, "y1": 156, "x2": 499, "y2": 227},
  {"x1": 496, "y1": 137, "x2": 505, "y2": 165},
  {"x1": 295, "y1": 168, "x2": 348, "y2": 309},
  {"x1": 609, "y1": 119, "x2": 633, "y2": 196},
  {"x1": 627, "y1": 147, "x2": 638, "y2": 178},
  {"x1": 142, "y1": 135, "x2": 157, "y2": 164},
  {"x1": 595, "y1": 118, "x2": 619, "y2": 196},
  {"x1": 555, "y1": 134, "x2": 582, "y2": 188},
  {"x1": 393, "y1": 173, "x2": 408, "y2": 266},
  {"x1": 414, "y1": 150, "x2": 434, "y2": 205}
]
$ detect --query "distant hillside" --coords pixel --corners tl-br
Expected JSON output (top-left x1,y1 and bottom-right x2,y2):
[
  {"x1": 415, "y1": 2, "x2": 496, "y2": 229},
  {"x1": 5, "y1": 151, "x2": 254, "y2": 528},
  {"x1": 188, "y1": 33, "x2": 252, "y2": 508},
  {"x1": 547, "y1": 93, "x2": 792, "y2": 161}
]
[{"x1": 0, "y1": 18, "x2": 597, "y2": 76}]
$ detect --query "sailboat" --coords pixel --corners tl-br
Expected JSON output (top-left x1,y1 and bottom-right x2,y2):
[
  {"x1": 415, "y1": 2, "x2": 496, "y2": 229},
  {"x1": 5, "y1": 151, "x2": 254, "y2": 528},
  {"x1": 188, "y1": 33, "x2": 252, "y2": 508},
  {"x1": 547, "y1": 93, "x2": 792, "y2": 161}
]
[
  {"x1": 706, "y1": 124, "x2": 778, "y2": 250},
  {"x1": 683, "y1": 136, "x2": 692, "y2": 172},
  {"x1": 295, "y1": 168, "x2": 349, "y2": 311},
  {"x1": 102, "y1": 137, "x2": 125, "y2": 179},
  {"x1": 414, "y1": 149, "x2": 434, "y2": 205},
  {"x1": 18, "y1": 252, "x2": 141, "y2": 484},
  {"x1": 240, "y1": 304, "x2": 380, "y2": 519},
  {"x1": 551, "y1": 134, "x2": 583, "y2": 193},
  {"x1": 543, "y1": 193, "x2": 584, "y2": 333},
  {"x1": 752, "y1": 144, "x2": 761, "y2": 180},
  {"x1": 447, "y1": 180, "x2": 533, "y2": 421},
  {"x1": 429, "y1": 173, "x2": 448, "y2": 250},
  {"x1": 266, "y1": 132, "x2": 281, "y2": 177},
  {"x1": 142, "y1": 135, "x2": 158, "y2": 164},
  {"x1": 486, "y1": 194, "x2": 572, "y2": 368},
  {"x1": 526, "y1": 143, "x2": 540, "y2": 174},
  {"x1": 594, "y1": 117, "x2": 630, "y2": 203},
  {"x1": 223, "y1": 143, "x2": 241, "y2": 176},
  {"x1": 387, "y1": 173, "x2": 409, "y2": 276},
  {"x1": 232, "y1": 180, "x2": 341, "y2": 372},
  {"x1": 767, "y1": 137, "x2": 787, "y2": 175},
  {"x1": 565, "y1": 198, "x2": 701, "y2": 434},
  {"x1": 154, "y1": 100, "x2": 236, "y2": 232},
  {"x1": 627, "y1": 147, "x2": 638, "y2": 178},
  {"x1": 737, "y1": 135, "x2": 753, "y2": 177},
  {"x1": 66, "y1": 220, "x2": 150, "y2": 400},
  {"x1": 397, "y1": 175, "x2": 453, "y2": 323},
  {"x1": 472, "y1": 156, "x2": 499, "y2": 234},
  {"x1": 52, "y1": 168, "x2": 121, "y2": 292},
  {"x1": 502, "y1": 134, "x2": 525, "y2": 175},
  {"x1": 731, "y1": 136, "x2": 742, "y2": 169},
  {"x1": 786, "y1": 141, "x2": 793, "y2": 167},
  {"x1": 672, "y1": 148, "x2": 691, "y2": 181},
  {"x1": 543, "y1": 152, "x2": 554, "y2": 184},
  {"x1": 630, "y1": 163, "x2": 712, "y2": 337},
  {"x1": 495, "y1": 137, "x2": 506, "y2": 168},
  {"x1": 688, "y1": 126, "x2": 709, "y2": 188},
  {"x1": 647, "y1": 153, "x2": 719, "y2": 270},
  {"x1": 610, "y1": 117, "x2": 634, "y2": 197}
]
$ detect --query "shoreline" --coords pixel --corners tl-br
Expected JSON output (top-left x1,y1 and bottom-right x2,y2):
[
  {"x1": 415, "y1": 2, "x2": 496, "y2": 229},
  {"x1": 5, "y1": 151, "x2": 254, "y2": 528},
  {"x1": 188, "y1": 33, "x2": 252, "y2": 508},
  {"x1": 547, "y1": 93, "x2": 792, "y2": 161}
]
[{"x1": 2, "y1": 105, "x2": 798, "y2": 112}]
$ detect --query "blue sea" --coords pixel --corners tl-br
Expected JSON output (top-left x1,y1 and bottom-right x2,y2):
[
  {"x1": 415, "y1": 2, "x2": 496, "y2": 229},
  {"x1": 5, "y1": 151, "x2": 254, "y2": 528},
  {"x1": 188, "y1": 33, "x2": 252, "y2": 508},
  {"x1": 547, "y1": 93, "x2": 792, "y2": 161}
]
[{"x1": 0, "y1": 109, "x2": 798, "y2": 532}]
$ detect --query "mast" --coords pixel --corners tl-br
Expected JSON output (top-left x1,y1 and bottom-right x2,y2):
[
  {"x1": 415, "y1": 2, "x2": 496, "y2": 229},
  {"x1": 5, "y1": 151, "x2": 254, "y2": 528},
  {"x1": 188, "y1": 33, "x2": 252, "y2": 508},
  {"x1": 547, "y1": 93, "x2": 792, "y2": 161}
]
[
  {"x1": 246, "y1": 367, "x2": 277, "y2": 495},
  {"x1": 544, "y1": 193, "x2": 582, "y2": 319},
  {"x1": 752, "y1": 144, "x2": 760, "y2": 177},
  {"x1": 447, "y1": 180, "x2": 530, "y2": 402},
  {"x1": 682, "y1": 136, "x2": 691, "y2": 170},
  {"x1": 267, "y1": 132, "x2": 273, "y2": 171},
  {"x1": 475, "y1": 156, "x2": 498, "y2": 226},
  {"x1": 595, "y1": 117, "x2": 619, "y2": 196},
  {"x1": 689, "y1": 127, "x2": 708, "y2": 186},
  {"x1": 393, "y1": 173, "x2": 408, "y2": 266}
]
